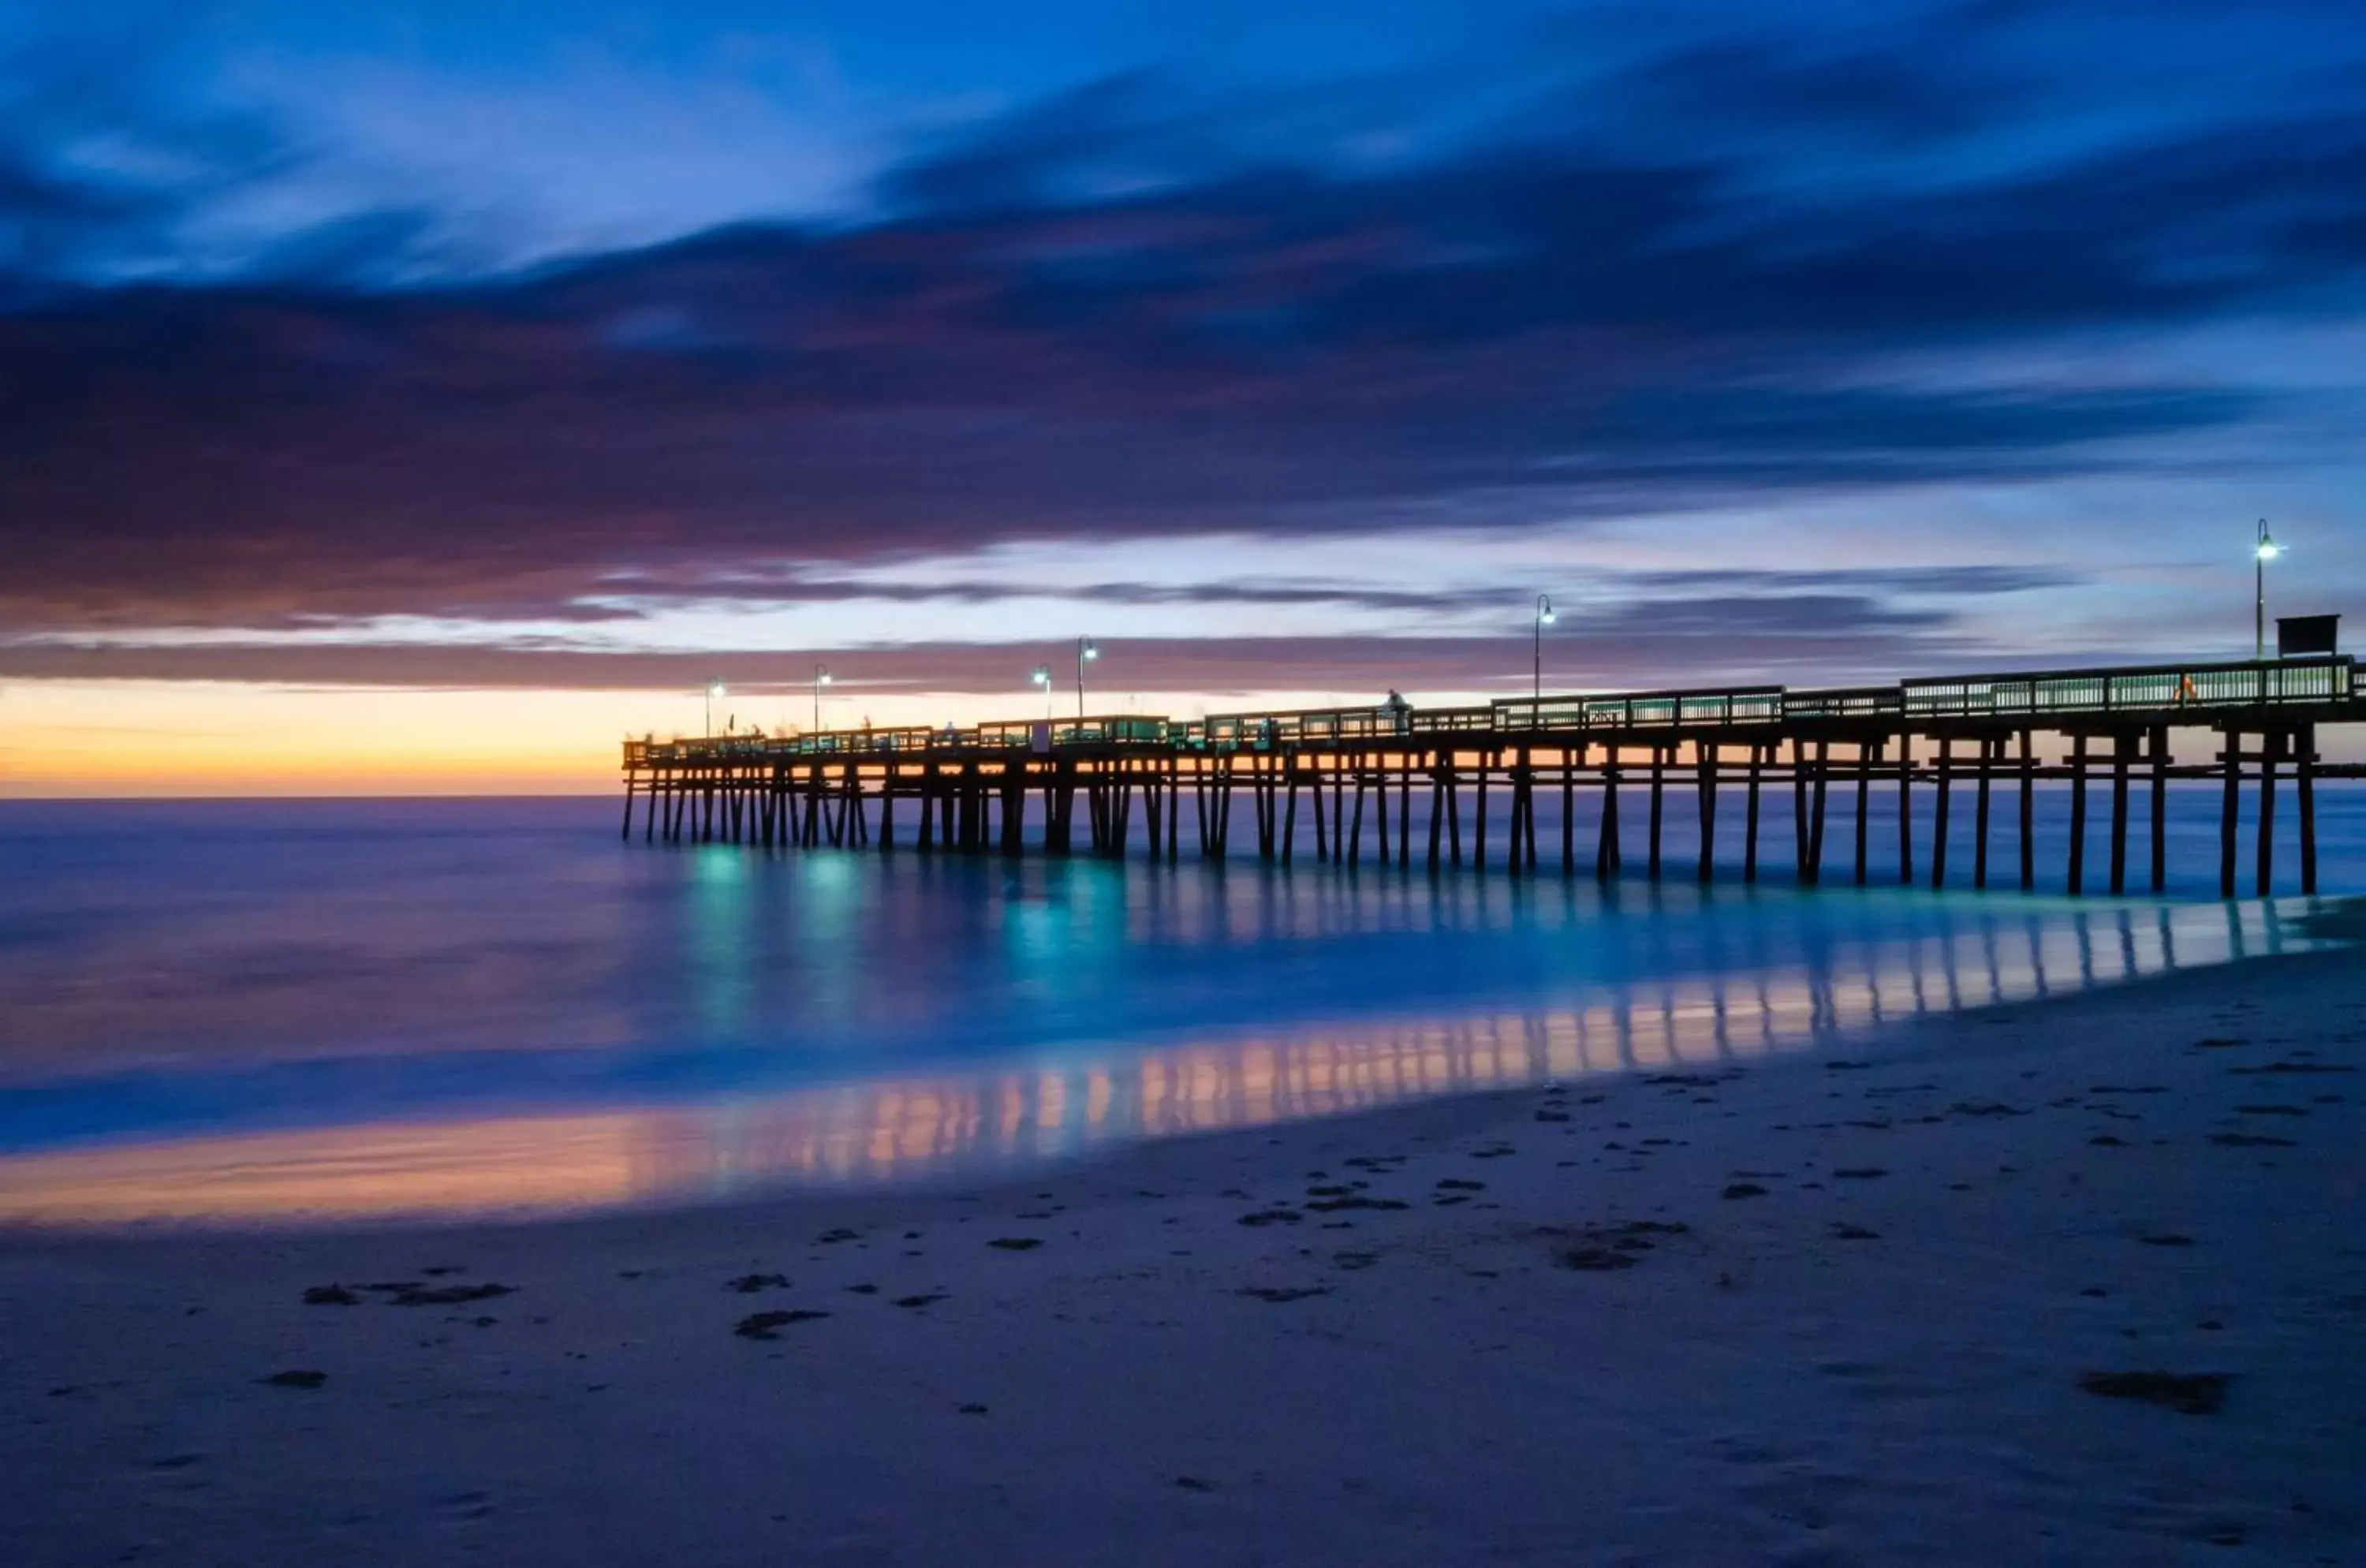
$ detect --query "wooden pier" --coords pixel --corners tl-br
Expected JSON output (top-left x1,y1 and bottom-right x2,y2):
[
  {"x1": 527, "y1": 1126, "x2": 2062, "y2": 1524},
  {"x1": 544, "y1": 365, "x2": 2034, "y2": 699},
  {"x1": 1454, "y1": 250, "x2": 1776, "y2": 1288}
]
[{"x1": 623, "y1": 656, "x2": 2363, "y2": 897}]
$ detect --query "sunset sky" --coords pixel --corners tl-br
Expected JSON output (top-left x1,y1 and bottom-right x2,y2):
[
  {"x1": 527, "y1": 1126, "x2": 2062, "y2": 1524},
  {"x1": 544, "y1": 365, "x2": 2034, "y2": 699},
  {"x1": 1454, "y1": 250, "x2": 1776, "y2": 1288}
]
[{"x1": 3, "y1": 0, "x2": 2362, "y2": 794}]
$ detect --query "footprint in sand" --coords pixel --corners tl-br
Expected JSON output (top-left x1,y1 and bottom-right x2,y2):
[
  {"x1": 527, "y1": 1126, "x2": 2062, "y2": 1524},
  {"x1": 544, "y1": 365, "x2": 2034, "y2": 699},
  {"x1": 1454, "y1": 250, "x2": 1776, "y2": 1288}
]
[
  {"x1": 2078, "y1": 1370, "x2": 2228, "y2": 1414},
  {"x1": 734, "y1": 1310, "x2": 830, "y2": 1338},
  {"x1": 726, "y1": 1273, "x2": 789, "y2": 1294}
]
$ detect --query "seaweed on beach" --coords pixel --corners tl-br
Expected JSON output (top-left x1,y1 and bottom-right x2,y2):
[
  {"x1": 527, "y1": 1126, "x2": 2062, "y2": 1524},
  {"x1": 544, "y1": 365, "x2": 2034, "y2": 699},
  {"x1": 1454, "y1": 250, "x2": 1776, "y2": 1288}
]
[
  {"x1": 1557, "y1": 1248, "x2": 1639, "y2": 1271},
  {"x1": 726, "y1": 1273, "x2": 789, "y2": 1294},
  {"x1": 1553, "y1": 1219, "x2": 1689, "y2": 1270},
  {"x1": 388, "y1": 1282, "x2": 513, "y2": 1307},
  {"x1": 734, "y1": 1309, "x2": 830, "y2": 1338},
  {"x1": 2078, "y1": 1370, "x2": 2228, "y2": 1414}
]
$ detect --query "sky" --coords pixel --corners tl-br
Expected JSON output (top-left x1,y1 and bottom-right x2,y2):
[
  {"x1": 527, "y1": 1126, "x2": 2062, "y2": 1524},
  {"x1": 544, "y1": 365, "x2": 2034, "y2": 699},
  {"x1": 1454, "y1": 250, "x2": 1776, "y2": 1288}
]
[{"x1": 2, "y1": 0, "x2": 2361, "y2": 793}]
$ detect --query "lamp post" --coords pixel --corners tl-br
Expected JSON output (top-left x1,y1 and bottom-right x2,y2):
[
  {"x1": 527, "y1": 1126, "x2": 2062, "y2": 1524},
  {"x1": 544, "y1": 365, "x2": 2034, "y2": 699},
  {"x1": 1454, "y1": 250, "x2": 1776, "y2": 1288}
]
[
  {"x1": 2254, "y1": 520, "x2": 2281, "y2": 661},
  {"x1": 705, "y1": 678, "x2": 726, "y2": 738},
  {"x1": 812, "y1": 665, "x2": 833, "y2": 733},
  {"x1": 1532, "y1": 594, "x2": 1555, "y2": 701},
  {"x1": 1076, "y1": 637, "x2": 1098, "y2": 720},
  {"x1": 1032, "y1": 664, "x2": 1053, "y2": 719}
]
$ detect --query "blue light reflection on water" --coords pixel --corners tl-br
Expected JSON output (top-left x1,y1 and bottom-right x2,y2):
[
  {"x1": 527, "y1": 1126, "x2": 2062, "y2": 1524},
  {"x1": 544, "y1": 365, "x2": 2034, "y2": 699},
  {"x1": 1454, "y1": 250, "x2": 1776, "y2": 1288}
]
[{"x1": 0, "y1": 795, "x2": 2353, "y2": 1225}]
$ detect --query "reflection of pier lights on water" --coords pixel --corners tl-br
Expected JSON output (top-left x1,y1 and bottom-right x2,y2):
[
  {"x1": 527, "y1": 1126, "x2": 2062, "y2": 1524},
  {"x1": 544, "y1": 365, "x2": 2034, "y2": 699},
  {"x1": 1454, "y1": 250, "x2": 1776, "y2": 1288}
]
[
  {"x1": 640, "y1": 899, "x2": 2318, "y2": 1197},
  {"x1": 11, "y1": 900, "x2": 2325, "y2": 1226}
]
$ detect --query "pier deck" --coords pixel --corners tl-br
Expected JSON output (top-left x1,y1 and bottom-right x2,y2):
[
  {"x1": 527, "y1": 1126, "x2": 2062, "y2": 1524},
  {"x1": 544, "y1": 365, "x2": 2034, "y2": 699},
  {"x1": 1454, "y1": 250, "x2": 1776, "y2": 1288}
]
[{"x1": 624, "y1": 655, "x2": 2364, "y2": 897}]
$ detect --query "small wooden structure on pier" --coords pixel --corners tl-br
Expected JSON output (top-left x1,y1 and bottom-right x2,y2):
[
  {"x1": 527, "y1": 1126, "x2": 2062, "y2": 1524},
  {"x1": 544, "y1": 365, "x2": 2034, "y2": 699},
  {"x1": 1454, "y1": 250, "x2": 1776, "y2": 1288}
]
[{"x1": 623, "y1": 655, "x2": 2362, "y2": 897}]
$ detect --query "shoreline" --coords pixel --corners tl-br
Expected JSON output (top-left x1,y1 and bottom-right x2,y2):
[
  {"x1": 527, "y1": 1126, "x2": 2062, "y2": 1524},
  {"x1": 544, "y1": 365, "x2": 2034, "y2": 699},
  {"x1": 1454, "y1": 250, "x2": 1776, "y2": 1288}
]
[
  {"x1": 0, "y1": 894, "x2": 2339, "y2": 1234},
  {"x1": 5, "y1": 945, "x2": 2363, "y2": 1564}
]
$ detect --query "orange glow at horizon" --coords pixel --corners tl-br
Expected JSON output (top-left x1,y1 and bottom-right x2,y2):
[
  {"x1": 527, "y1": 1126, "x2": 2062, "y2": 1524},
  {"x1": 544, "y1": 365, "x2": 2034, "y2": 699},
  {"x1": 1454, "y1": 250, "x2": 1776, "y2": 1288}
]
[
  {"x1": 8, "y1": 675, "x2": 2362, "y2": 798},
  {"x1": 0, "y1": 680, "x2": 1371, "y2": 797}
]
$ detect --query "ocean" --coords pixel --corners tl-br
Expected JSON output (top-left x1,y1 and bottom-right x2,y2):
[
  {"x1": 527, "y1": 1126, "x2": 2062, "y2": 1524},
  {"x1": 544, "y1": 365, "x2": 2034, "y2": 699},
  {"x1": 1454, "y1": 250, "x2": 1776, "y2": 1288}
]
[{"x1": 1, "y1": 786, "x2": 2357, "y2": 1225}]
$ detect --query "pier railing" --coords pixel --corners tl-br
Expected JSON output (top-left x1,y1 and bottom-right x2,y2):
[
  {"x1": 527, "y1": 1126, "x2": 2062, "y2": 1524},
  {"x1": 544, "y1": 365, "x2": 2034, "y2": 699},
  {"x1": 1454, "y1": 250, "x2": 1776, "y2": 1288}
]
[
  {"x1": 625, "y1": 655, "x2": 2356, "y2": 767},
  {"x1": 1492, "y1": 685, "x2": 1786, "y2": 733},
  {"x1": 1899, "y1": 655, "x2": 2353, "y2": 718}
]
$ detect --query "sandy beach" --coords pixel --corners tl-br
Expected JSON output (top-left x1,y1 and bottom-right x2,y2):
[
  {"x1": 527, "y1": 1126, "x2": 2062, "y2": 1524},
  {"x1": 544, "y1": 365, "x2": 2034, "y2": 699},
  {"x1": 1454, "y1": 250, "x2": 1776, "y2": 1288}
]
[{"x1": 4, "y1": 944, "x2": 2362, "y2": 1567}]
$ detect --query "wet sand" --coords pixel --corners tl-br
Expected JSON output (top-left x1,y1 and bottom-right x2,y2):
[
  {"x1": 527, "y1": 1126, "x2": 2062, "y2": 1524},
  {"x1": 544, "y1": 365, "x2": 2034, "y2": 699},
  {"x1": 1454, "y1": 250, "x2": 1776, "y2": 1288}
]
[{"x1": 3, "y1": 947, "x2": 2363, "y2": 1566}]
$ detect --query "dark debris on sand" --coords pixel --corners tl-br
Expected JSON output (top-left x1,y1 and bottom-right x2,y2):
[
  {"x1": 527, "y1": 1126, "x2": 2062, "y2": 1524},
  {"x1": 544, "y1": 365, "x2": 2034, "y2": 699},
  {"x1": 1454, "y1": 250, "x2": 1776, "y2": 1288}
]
[
  {"x1": 2227, "y1": 1062, "x2": 2353, "y2": 1076},
  {"x1": 735, "y1": 1310, "x2": 831, "y2": 1339},
  {"x1": 2079, "y1": 1370, "x2": 2229, "y2": 1414},
  {"x1": 306, "y1": 1281, "x2": 512, "y2": 1308},
  {"x1": 1554, "y1": 1220, "x2": 1689, "y2": 1271},
  {"x1": 390, "y1": 1282, "x2": 513, "y2": 1307},
  {"x1": 1237, "y1": 1286, "x2": 1330, "y2": 1303},
  {"x1": 263, "y1": 1369, "x2": 327, "y2": 1389},
  {"x1": 727, "y1": 1273, "x2": 789, "y2": 1294},
  {"x1": 1558, "y1": 1248, "x2": 1639, "y2": 1271}
]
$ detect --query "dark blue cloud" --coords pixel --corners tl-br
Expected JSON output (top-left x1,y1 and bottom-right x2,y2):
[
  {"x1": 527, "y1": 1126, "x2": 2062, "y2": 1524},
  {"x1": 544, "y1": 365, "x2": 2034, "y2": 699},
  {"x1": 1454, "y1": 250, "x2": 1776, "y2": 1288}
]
[{"x1": 0, "y1": 1, "x2": 2357, "y2": 651}]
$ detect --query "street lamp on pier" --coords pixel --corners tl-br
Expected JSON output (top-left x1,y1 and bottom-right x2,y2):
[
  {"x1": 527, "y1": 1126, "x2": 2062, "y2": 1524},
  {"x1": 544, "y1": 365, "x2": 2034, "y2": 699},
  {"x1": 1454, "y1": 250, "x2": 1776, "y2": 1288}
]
[
  {"x1": 704, "y1": 678, "x2": 726, "y2": 738},
  {"x1": 1032, "y1": 664, "x2": 1054, "y2": 719},
  {"x1": 1077, "y1": 637, "x2": 1098, "y2": 720},
  {"x1": 1532, "y1": 595, "x2": 1555, "y2": 701},
  {"x1": 2254, "y1": 521, "x2": 2282, "y2": 661},
  {"x1": 813, "y1": 665, "x2": 833, "y2": 733}
]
